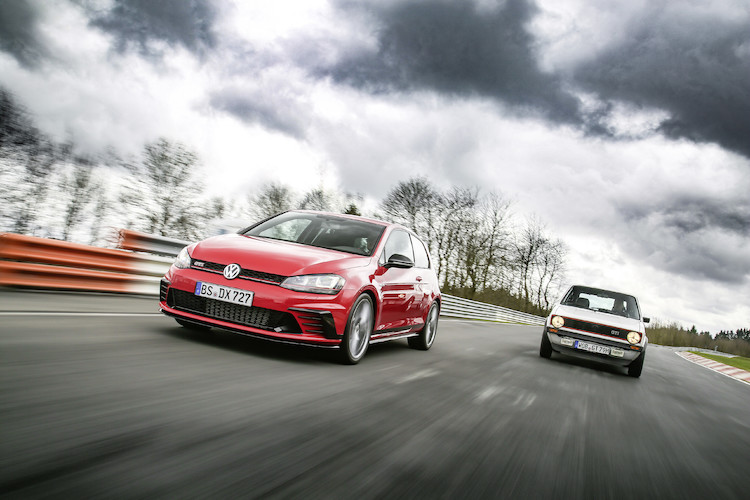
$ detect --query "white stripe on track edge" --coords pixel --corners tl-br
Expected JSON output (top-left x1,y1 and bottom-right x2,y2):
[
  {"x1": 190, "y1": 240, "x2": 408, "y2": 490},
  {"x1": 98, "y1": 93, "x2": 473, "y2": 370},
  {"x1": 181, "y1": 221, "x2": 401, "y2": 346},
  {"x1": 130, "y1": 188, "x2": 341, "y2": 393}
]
[{"x1": 676, "y1": 352, "x2": 750, "y2": 386}]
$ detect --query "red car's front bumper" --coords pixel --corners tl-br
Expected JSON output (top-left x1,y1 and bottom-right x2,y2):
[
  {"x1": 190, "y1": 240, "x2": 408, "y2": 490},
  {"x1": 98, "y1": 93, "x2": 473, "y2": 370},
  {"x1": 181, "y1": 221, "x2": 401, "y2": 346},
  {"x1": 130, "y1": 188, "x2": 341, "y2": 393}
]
[{"x1": 159, "y1": 267, "x2": 354, "y2": 348}]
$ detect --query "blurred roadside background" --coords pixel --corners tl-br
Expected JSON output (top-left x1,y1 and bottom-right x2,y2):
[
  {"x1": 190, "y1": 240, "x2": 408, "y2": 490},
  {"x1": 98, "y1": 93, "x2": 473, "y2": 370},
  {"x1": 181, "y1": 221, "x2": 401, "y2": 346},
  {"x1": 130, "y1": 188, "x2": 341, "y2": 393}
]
[{"x1": 3, "y1": 86, "x2": 750, "y2": 355}]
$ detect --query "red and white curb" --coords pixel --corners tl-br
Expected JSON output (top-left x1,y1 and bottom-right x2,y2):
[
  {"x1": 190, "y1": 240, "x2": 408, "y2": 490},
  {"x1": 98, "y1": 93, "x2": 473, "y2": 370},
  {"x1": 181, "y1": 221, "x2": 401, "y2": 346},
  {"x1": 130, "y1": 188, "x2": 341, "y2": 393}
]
[{"x1": 677, "y1": 352, "x2": 750, "y2": 385}]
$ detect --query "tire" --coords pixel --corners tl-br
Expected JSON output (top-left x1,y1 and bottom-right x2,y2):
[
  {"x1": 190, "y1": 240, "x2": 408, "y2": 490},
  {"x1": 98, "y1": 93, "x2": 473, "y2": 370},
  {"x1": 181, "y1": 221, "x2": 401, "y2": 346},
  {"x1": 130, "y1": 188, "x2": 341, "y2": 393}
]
[
  {"x1": 628, "y1": 350, "x2": 645, "y2": 378},
  {"x1": 539, "y1": 330, "x2": 552, "y2": 359},
  {"x1": 408, "y1": 301, "x2": 440, "y2": 351},
  {"x1": 338, "y1": 294, "x2": 374, "y2": 365},
  {"x1": 176, "y1": 318, "x2": 211, "y2": 332}
]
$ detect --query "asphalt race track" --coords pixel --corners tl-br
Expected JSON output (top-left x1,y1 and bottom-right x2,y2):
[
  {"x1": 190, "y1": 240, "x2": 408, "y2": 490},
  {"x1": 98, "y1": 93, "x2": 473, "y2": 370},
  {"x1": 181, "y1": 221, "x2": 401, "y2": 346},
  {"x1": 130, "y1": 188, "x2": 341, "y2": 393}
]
[{"x1": 1, "y1": 290, "x2": 749, "y2": 499}]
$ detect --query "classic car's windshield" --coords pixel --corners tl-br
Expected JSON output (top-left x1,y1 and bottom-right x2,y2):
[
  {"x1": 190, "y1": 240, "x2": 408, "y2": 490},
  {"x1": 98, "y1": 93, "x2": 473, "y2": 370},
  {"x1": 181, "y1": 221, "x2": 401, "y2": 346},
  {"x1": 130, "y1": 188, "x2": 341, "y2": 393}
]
[
  {"x1": 242, "y1": 211, "x2": 386, "y2": 256},
  {"x1": 562, "y1": 286, "x2": 641, "y2": 320}
]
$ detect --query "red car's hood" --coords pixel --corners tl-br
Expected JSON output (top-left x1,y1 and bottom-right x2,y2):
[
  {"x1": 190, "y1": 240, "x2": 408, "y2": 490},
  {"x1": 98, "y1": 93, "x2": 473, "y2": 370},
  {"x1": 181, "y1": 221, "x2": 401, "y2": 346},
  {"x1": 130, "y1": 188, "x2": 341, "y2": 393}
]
[
  {"x1": 189, "y1": 234, "x2": 372, "y2": 276},
  {"x1": 551, "y1": 304, "x2": 644, "y2": 332}
]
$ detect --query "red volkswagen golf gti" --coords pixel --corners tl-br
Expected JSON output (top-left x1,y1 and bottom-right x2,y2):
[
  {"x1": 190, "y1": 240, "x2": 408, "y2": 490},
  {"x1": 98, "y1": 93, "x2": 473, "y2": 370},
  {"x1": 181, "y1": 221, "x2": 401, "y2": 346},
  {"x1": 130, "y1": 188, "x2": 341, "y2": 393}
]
[{"x1": 159, "y1": 210, "x2": 441, "y2": 364}]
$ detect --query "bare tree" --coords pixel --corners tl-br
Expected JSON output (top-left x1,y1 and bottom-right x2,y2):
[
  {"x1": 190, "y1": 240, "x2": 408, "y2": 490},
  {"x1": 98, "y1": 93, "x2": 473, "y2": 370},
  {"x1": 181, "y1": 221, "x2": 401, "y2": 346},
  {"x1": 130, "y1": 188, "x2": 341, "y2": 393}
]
[
  {"x1": 432, "y1": 186, "x2": 478, "y2": 289},
  {"x1": 250, "y1": 182, "x2": 295, "y2": 219},
  {"x1": 12, "y1": 139, "x2": 57, "y2": 235},
  {"x1": 0, "y1": 88, "x2": 58, "y2": 234},
  {"x1": 120, "y1": 138, "x2": 205, "y2": 239},
  {"x1": 511, "y1": 217, "x2": 566, "y2": 311},
  {"x1": 380, "y1": 176, "x2": 438, "y2": 239},
  {"x1": 299, "y1": 188, "x2": 333, "y2": 211},
  {"x1": 533, "y1": 238, "x2": 567, "y2": 310},
  {"x1": 60, "y1": 157, "x2": 101, "y2": 241},
  {"x1": 459, "y1": 192, "x2": 512, "y2": 298},
  {"x1": 89, "y1": 187, "x2": 110, "y2": 246},
  {"x1": 511, "y1": 216, "x2": 546, "y2": 308}
]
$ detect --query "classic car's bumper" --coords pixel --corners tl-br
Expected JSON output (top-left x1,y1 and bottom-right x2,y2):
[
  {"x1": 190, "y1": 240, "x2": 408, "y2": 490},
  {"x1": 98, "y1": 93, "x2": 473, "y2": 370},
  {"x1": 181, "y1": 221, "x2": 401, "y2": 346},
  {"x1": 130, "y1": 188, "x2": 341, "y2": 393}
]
[{"x1": 545, "y1": 328, "x2": 645, "y2": 366}]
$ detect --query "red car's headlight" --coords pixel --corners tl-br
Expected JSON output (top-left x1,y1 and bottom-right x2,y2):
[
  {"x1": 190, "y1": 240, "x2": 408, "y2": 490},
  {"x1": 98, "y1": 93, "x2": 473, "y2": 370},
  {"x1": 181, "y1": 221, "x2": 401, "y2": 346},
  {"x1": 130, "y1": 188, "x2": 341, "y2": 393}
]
[
  {"x1": 281, "y1": 274, "x2": 345, "y2": 294},
  {"x1": 174, "y1": 246, "x2": 192, "y2": 269}
]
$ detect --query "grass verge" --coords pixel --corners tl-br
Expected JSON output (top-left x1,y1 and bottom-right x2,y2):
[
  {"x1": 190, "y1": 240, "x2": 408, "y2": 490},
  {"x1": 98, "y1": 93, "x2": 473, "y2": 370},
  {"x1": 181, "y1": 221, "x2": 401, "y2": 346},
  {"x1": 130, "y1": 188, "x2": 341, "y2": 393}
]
[{"x1": 690, "y1": 352, "x2": 750, "y2": 372}]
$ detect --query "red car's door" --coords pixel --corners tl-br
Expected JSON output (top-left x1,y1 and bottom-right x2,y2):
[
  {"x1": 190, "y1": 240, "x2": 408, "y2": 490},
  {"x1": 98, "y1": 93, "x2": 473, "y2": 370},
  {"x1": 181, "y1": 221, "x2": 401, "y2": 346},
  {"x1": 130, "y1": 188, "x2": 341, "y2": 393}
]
[{"x1": 373, "y1": 230, "x2": 423, "y2": 334}]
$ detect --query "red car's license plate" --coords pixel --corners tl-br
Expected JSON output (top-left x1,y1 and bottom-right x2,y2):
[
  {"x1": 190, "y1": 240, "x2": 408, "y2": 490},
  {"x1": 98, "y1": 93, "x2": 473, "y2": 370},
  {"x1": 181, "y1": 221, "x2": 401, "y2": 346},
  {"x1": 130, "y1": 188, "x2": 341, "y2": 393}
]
[{"x1": 195, "y1": 282, "x2": 254, "y2": 306}]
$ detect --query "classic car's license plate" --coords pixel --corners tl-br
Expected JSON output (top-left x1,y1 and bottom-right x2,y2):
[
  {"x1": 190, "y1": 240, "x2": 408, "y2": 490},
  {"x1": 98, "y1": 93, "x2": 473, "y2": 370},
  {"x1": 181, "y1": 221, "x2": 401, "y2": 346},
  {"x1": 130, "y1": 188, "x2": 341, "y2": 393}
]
[
  {"x1": 574, "y1": 340, "x2": 610, "y2": 355},
  {"x1": 195, "y1": 282, "x2": 254, "y2": 306}
]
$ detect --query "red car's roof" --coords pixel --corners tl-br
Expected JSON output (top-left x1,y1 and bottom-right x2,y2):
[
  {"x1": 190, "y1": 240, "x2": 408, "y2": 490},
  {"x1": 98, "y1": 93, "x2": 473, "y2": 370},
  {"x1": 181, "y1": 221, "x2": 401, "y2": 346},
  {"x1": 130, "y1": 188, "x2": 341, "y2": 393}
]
[{"x1": 288, "y1": 210, "x2": 394, "y2": 228}]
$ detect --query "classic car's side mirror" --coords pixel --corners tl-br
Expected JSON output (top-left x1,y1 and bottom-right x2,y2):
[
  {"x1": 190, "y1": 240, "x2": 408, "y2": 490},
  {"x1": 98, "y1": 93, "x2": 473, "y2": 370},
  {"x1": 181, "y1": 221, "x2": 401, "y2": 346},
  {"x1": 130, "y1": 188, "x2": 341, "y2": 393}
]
[
  {"x1": 643, "y1": 317, "x2": 651, "y2": 324},
  {"x1": 384, "y1": 254, "x2": 414, "y2": 269}
]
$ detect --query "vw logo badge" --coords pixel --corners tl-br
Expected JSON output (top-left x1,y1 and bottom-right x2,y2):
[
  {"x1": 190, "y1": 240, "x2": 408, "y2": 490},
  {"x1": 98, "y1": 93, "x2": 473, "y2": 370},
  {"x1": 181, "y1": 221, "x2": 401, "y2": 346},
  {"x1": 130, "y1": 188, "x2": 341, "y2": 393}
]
[{"x1": 223, "y1": 263, "x2": 241, "y2": 280}]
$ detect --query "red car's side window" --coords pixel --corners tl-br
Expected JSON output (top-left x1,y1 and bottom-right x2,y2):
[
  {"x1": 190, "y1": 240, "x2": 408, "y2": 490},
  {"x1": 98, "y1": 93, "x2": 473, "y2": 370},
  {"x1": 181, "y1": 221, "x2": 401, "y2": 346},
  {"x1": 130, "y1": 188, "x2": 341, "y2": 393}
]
[
  {"x1": 383, "y1": 230, "x2": 415, "y2": 264},
  {"x1": 411, "y1": 235, "x2": 430, "y2": 269}
]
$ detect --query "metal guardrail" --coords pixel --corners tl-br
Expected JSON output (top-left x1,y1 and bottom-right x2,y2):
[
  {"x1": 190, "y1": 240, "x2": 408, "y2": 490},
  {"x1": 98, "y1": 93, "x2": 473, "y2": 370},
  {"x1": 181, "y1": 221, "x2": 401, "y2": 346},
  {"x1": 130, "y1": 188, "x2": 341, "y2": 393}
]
[
  {"x1": 1, "y1": 230, "x2": 546, "y2": 326},
  {"x1": 441, "y1": 293, "x2": 545, "y2": 326},
  {"x1": 117, "y1": 229, "x2": 188, "y2": 256},
  {"x1": 0, "y1": 232, "x2": 171, "y2": 294}
]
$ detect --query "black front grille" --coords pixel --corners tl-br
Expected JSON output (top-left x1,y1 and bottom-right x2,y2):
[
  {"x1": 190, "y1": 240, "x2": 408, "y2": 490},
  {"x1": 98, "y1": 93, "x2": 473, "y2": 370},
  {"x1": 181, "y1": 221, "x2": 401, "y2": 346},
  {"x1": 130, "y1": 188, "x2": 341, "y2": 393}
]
[
  {"x1": 240, "y1": 269, "x2": 286, "y2": 283},
  {"x1": 564, "y1": 318, "x2": 629, "y2": 340},
  {"x1": 190, "y1": 260, "x2": 286, "y2": 284},
  {"x1": 168, "y1": 289, "x2": 300, "y2": 333},
  {"x1": 195, "y1": 261, "x2": 224, "y2": 273}
]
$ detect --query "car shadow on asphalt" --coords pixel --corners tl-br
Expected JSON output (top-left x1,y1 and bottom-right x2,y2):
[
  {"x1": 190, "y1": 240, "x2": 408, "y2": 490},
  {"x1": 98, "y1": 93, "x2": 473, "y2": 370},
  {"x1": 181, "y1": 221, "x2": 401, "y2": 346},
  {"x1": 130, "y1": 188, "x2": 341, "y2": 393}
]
[
  {"x1": 541, "y1": 351, "x2": 635, "y2": 379},
  {"x1": 154, "y1": 323, "x2": 413, "y2": 365}
]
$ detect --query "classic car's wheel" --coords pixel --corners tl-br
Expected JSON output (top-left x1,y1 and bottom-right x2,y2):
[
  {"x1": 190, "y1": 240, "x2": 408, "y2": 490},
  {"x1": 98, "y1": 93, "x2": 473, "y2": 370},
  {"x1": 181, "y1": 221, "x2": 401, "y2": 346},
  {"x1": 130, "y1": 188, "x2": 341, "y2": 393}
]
[
  {"x1": 539, "y1": 330, "x2": 553, "y2": 358},
  {"x1": 628, "y1": 350, "x2": 645, "y2": 378},
  {"x1": 339, "y1": 294, "x2": 373, "y2": 364},
  {"x1": 408, "y1": 301, "x2": 439, "y2": 350},
  {"x1": 176, "y1": 318, "x2": 211, "y2": 332}
]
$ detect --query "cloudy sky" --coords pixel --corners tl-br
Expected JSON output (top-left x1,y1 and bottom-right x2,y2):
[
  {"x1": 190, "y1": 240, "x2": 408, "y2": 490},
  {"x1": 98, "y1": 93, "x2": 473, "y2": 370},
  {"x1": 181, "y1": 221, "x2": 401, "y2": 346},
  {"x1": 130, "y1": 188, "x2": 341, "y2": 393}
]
[{"x1": 1, "y1": 0, "x2": 749, "y2": 333}]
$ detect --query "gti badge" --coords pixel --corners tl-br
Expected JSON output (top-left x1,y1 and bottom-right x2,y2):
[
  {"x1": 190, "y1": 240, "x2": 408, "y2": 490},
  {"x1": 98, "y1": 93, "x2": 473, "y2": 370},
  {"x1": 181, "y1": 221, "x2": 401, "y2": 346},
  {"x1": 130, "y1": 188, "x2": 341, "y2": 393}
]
[{"x1": 223, "y1": 263, "x2": 241, "y2": 280}]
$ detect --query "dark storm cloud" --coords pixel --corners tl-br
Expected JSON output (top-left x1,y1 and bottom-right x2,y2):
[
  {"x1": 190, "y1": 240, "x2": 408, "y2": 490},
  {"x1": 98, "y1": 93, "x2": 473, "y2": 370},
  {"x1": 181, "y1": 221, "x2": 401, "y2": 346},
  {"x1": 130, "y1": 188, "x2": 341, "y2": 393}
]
[
  {"x1": 209, "y1": 86, "x2": 309, "y2": 139},
  {"x1": 571, "y1": 10, "x2": 750, "y2": 158},
  {"x1": 623, "y1": 196, "x2": 750, "y2": 236},
  {"x1": 315, "y1": 0, "x2": 750, "y2": 158},
  {"x1": 0, "y1": 0, "x2": 46, "y2": 67},
  {"x1": 620, "y1": 196, "x2": 750, "y2": 284},
  {"x1": 89, "y1": 0, "x2": 221, "y2": 59},
  {"x1": 323, "y1": 0, "x2": 582, "y2": 125}
]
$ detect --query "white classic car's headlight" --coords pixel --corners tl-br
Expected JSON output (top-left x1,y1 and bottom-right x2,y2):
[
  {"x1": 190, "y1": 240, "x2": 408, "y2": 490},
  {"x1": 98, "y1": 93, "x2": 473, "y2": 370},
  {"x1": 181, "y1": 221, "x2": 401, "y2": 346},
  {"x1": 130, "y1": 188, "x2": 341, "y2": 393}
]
[
  {"x1": 551, "y1": 315, "x2": 565, "y2": 328},
  {"x1": 174, "y1": 246, "x2": 192, "y2": 269},
  {"x1": 627, "y1": 331, "x2": 642, "y2": 344},
  {"x1": 281, "y1": 274, "x2": 345, "y2": 294}
]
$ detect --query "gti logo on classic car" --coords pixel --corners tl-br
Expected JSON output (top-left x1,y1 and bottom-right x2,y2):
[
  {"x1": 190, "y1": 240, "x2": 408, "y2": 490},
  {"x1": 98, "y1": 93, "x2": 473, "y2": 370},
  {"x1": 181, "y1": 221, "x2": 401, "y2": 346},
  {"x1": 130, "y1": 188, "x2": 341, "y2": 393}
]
[{"x1": 223, "y1": 263, "x2": 241, "y2": 280}]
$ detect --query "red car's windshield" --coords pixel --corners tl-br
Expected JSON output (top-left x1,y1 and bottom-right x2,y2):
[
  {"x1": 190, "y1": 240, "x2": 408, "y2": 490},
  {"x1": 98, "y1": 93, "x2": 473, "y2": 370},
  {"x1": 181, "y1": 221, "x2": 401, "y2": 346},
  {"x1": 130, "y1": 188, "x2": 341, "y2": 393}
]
[{"x1": 243, "y1": 212, "x2": 386, "y2": 257}]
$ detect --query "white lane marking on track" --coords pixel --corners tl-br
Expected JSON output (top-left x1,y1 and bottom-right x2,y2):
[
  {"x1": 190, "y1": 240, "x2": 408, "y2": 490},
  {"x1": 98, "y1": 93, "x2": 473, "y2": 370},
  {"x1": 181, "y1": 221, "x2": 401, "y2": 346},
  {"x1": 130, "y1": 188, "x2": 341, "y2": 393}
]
[
  {"x1": 513, "y1": 392, "x2": 537, "y2": 410},
  {"x1": 475, "y1": 386, "x2": 501, "y2": 402},
  {"x1": 475, "y1": 386, "x2": 537, "y2": 409},
  {"x1": 396, "y1": 369, "x2": 440, "y2": 384},
  {"x1": 0, "y1": 312, "x2": 162, "y2": 317}
]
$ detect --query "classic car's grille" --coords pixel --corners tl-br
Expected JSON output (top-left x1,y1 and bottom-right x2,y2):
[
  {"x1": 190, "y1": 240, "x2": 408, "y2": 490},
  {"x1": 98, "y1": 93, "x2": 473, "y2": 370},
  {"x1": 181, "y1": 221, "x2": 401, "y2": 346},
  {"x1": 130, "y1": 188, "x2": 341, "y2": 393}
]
[
  {"x1": 190, "y1": 260, "x2": 286, "y2": 284},
  {"x1": 563, "y1": 318, "x2": 629, "y2": 340},
  {"x1": 168, "y1": 289, "x2": 300, "y2": 333}
]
